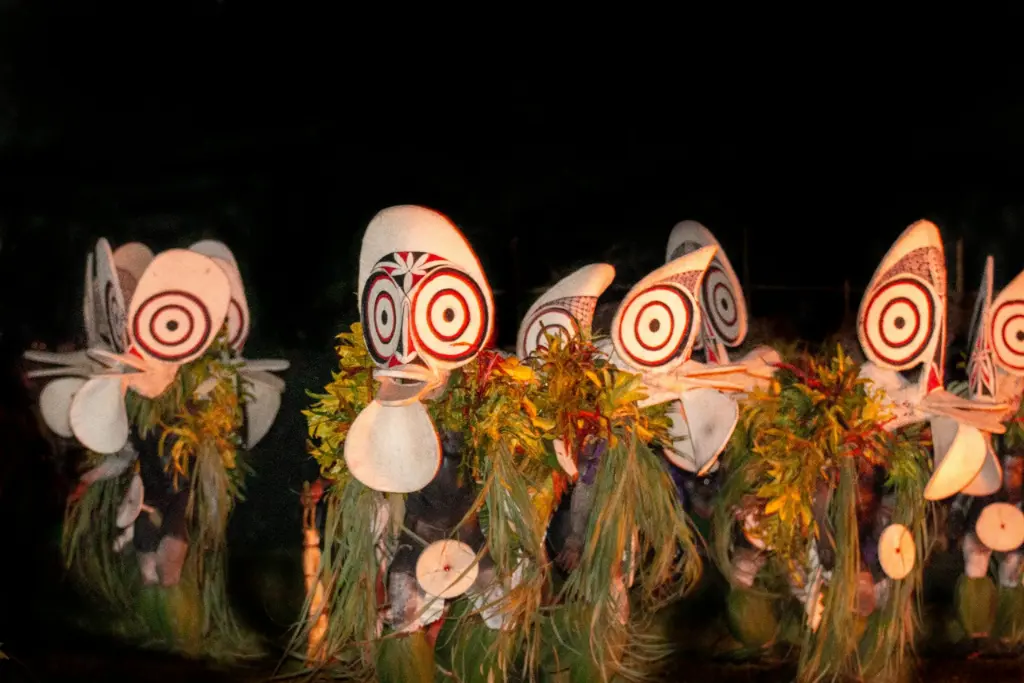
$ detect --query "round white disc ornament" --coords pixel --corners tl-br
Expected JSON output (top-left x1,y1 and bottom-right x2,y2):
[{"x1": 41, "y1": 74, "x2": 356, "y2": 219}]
[
  {"x1": 878, "y1": 523, "x2": 916, "y2": 580},
  {"x1": 415, "y1": 540, "x2": 479, "y2": 599},
  {"x1": 976, "y1": 502, "x2": 1024, "y2": 553}
]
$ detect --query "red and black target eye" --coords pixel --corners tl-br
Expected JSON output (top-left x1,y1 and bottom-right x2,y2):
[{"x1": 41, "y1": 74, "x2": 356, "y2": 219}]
[
  {"x1": 411, "y1": 267, "x2": 489, "y2": 364},
  {"x1": 991, "y1": 299, "x2": 1024, "y2": 372},
  {"x1": 616, "y1": 284, "x2": 694, "y2": 369},
  {"x1": 861, "y1": 276, "x2": 937, "y2": 369},
  {"x1": 132, "y1": 289, "x2": 213, "y2": 362},
  {"x1": 361, "y1": 271, "x2": 403, "y2": 364}
]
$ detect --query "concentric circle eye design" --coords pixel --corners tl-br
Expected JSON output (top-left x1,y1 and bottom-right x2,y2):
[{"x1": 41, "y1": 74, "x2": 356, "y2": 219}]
[
  {"x1": 861, "y1": 276, "x2": 938, "y2": 370},
  {"x1": 702, "y1": 264, "x2": 742, "y2": 345},
  {"x1": 616, "y1": 284, "x2": 695, "y2": 369},
  {"x1": 105, "y1": 281, "x2": 127, "y2": 352},
  {"x1": 991, "y1": 298, "x2": 1024, "y2": 372},
  {"x1": 520, "y1": 306, "x2": 579, "y2": 357},
  {"x1": 361, "y1": 272, "x2": 403, "y2": 364},
  {"x1": 226, "y1": 298, "x2": 249, "y2": 351},
  {"x1": 131, "y1": 289, "x2": 213, "y2": 362},
  {"x1": 412, "y1": 267, "x2": 489, "y2": 365}
]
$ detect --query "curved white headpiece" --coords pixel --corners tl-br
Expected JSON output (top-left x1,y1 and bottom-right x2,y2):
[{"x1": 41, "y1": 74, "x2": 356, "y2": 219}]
[
  {"x1": 858, "y1": 220, "x2": 946, "y2": 379},
  {"x1": 345, "y1": 206, "x2": 494, "y2": 493},
  {"x1": 516, "y1": 264, "x2": 615, "y2": 359},
  {"x1": 666, "y1": 221, "x2": 748, "y2": 358}
]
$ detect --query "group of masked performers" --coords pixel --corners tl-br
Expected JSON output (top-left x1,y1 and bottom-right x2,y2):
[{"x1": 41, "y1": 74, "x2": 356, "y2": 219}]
[
  {"x1": 299, "y1": 207, "x2": 1024, "y2": 683},
  {"x1": 23, "y1": 238, "x2": 288, "y2": 658},
  {"x1": 21, "y1": 208, "x2": 1024, "y2": 682}
]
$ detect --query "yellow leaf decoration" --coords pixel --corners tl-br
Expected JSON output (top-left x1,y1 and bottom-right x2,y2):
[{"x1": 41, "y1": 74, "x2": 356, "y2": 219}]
[{"x1": 718, "y1": 344, "x2": 929, "y2": 575}]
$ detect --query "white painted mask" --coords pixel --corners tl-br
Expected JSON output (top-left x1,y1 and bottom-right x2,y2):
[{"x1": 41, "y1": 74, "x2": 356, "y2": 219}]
[
  {"x1": 857, "y1": 221, "x2": 1007, "y2": 500},
  {"x1": 343, "y1": 206, "x2": 494, "y2": 493}
]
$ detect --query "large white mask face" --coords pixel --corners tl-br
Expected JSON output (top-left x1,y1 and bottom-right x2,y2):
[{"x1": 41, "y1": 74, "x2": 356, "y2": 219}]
[
  {"x1": 126, "y1": 249, "x2": 232, "y2": 369},
  {"x1": 344, "y1": 206, "x2": 494, "y2": 494},
  {"x1": 358, "y1": 205, "x2": 494, "y2": 403},
  {"x1": 90, "y1": 239, "x2": 157, "y2": 354},
  {"x1": 516, "y1": 264, "x2": 615, "y2": 359},
  {"x1": 64, "y1": 249, "x2": 232, "y2": 454},
  {"x1": 858, "y1": 221, "x2": 1006, "y2": 501}
]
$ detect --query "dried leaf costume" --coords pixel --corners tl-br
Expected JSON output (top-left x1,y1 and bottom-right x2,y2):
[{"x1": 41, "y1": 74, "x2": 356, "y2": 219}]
[
  {"x1": 946, "y1": 257, "x2": 1024, "y2": 642},
  {"x1": 517, "y1": 262, "x2": 702, "y2": 682},
  {"x1": 300, "y1": 205, "x2": 539, "y2": 682},
  {"x1": 298, "y1": 207, "x2": 701, "y2": 682},
  {"x1": 24, "y1": 238, "x2": 287, "y2": 658},
  {"x1": 659, "y1": 222, "x2": 780, "y2": 517},
  {"x1": 713, "y1": 222, "x2": 955, "y2": 682}
]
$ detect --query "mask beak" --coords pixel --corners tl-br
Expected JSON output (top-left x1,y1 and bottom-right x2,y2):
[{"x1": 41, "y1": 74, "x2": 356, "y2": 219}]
[
  {"x1": 920, "y1": 389, "x2": 1009, "y2": 434},
  {"x1": 374, "y1": 364, "x2": 446, "y2": 406},
  {"x1": 89, "y1": 346, "x2": 178, "y2": 399}
]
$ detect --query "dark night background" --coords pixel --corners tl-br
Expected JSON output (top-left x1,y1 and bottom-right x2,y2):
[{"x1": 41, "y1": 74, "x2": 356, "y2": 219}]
[{"x1": 2, "y1": 2, "x2": 1024, "y2": 680}]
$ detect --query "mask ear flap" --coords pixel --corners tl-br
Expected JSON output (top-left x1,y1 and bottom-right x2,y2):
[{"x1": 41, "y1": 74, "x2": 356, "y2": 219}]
[
  {"x1": 83, "y1": 252, "x2": 100, "y2": 348},
  {"x1": 69, "y1": 376, "x2": 129, "y2": 454},
  {"x1": 95, "y1": 238, "x2": 128, "y2": 353},
  {"x1": 189, "y1": 241, "x2": 250, "y2": 352},
  {"x1": 959, "y1": 436, "x2": 1003, "y2": 497},
  {"x1": 664, "y1": 388, "x2": 737, "y2": 474},
  {"x1": 924, "y1": 416, "x2": 986, "y2": 501},
  {"x1": 244, "y1": 371, "x2": 284, "y2": 449},
  {"x1": 112, "y1": 242, "x2": 155, "y2": 305},
  {"x1": 210, "y1": 256, "x2": 250, "y2": 352},
  {"x1": 967, "y1": 257, "x2": 995, "y2": 399},
  {"x1": 39, "y1": 377, "x2": 87, "y2": 438}
]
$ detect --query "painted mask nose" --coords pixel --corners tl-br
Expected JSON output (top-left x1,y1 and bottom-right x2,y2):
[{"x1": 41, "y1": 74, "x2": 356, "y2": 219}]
[{"x1": 387, "y1": 304, "x2": 417, "y2": 366}]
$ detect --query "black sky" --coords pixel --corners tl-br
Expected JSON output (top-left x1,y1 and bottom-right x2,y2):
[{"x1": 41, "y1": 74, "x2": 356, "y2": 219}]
[{"x1": 3, "y1": 4, "x2": 1024, "y2": 349}]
